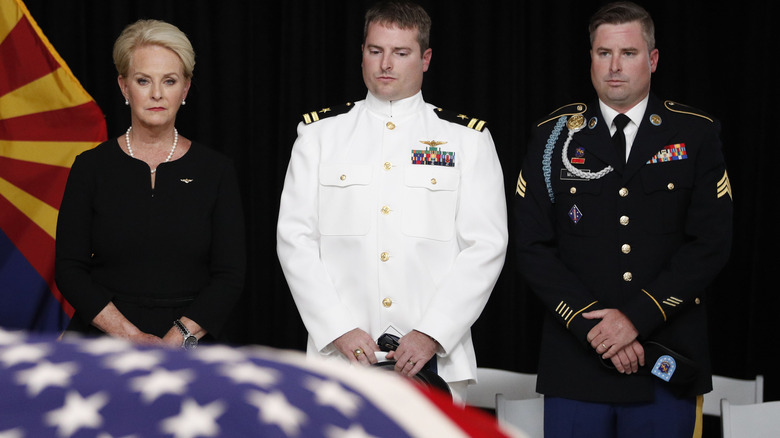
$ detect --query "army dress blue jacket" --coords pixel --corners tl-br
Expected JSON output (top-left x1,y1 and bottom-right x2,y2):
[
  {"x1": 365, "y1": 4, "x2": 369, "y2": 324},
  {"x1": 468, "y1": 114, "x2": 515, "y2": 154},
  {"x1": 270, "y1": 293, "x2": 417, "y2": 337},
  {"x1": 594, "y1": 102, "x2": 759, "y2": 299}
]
[{"x1": 514, "y1": 94, "x2": 733, "y2": 402}]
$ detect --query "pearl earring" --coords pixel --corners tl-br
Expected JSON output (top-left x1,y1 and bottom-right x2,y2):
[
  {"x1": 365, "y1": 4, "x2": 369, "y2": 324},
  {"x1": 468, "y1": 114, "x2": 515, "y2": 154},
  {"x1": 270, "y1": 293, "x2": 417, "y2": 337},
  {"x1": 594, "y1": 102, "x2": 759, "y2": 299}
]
[
  {"x1": 182, "y1": 99, "x2": 186, "y2": 106},
  {"x1": 125, "y1": 99, "x2": 129, "y2": 106}
]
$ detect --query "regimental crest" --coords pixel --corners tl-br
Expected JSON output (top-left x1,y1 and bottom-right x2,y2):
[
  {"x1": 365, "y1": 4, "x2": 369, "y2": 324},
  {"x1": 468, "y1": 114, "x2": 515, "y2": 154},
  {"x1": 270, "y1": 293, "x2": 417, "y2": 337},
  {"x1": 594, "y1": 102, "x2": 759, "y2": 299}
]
[
  {"x1": 647, "y1": 144, "x2": 688, "y2": 164},
  {"x1": 571, "y1": 147, "x2": 586, "y2": 164},
  {"x1": 411, "y1": 142, "x2": 455, "y2": 167}
]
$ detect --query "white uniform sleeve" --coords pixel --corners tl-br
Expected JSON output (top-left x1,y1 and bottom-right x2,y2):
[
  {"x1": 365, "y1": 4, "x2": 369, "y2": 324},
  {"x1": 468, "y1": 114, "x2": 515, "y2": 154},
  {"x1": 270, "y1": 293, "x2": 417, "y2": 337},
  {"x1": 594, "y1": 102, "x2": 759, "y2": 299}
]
[
  {"x1": 276, "y1": 122, "x2": 358, "y2": 352},
  {"x1": 415, "y1": 127, "x2": 508, "y2": 353}
]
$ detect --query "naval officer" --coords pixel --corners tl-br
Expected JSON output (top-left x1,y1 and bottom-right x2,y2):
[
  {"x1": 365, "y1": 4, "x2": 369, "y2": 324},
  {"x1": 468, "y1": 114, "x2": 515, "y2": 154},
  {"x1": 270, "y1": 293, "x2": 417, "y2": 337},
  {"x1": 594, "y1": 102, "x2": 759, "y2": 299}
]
[
  {"x1": 276, "y1": 0, "x2": 508, "y2": 401},
  {"x1": 514, "y1": 2, "x2": 733, "y2": 436}
]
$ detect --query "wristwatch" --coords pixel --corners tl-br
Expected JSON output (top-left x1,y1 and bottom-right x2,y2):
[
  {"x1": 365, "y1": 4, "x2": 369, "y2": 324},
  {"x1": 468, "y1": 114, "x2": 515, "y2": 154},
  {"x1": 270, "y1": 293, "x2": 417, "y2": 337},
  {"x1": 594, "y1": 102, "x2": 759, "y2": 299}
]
[{"x1": 173, "y1": 319, "x2": 198, "y2": 350}]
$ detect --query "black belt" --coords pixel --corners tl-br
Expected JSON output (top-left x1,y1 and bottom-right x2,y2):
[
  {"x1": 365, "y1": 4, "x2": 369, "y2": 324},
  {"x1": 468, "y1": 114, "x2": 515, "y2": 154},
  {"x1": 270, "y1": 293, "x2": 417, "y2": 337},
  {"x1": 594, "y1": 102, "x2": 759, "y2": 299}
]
[{"x1": 112, "y1": 293, "x2": 196, "y2": 308}]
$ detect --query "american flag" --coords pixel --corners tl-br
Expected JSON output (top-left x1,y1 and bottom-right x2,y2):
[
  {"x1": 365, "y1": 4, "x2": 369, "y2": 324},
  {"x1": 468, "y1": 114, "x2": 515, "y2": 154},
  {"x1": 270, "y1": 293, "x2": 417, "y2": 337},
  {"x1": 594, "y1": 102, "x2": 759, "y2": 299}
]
[{"x1": 0, "y1": 328, "x2": 520, "y2": 437}]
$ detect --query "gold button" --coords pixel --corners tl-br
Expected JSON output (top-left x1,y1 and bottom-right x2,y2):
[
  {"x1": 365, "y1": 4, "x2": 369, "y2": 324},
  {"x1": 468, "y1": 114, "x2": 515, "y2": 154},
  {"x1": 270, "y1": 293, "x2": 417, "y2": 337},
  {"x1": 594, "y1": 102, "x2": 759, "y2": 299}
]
[
  {"x1": 623, "y1": 272, "x2": 633, "y2": 282},
  {"x1": 430, "y1": 178, "x2": 437, "y2": 185},
  {"x1": 380, "y1": 252, "x2": 390, "y2": 262},
  {"x1": 621, "y1": 244, "x2": 632, "y2": 254},
  {"x1": 620, "y1": 216, "x2": 630, "y2": 226},
  {"x1": 382, "y1": 297, "x2": 393, "y2": 308},
  {"x1": 384, "y1": 162, "x2": 392, "y2": 171},
  {"x1": 386, "y1": 121, "x2": 395, "y2": 130},
  {"x1": 619, "y1": 188, "x2": 629, "y2": 197},
  {"x1": 695, "y1": 298, "x2": 701, "y2": 305},
  {"x1": 381, "y1": 206, "x2": 391, "y2": 215},
  {"x1": 340, "y1": 174, "x2": 346, "y2": 181},
  {"x1": 667, "y1": 183, "x2": 675, "y2": 191},
  {"x1": 570, "y1": 187, "x2": 577, "y2": 194}
]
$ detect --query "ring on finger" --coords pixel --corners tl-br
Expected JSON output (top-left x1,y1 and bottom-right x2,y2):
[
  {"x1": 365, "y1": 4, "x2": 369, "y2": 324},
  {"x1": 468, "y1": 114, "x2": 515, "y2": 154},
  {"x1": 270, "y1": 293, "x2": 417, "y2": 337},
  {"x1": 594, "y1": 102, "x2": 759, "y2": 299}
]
[
  {"x1": 408, "y1": 360, "x2": 415, "y2": 366},
  {"x1": 601, "y1": 343, "x2": 607, "y2": 350},
  {"x1": 353, "y1": 348, "x2": 363, "y2": 358}
]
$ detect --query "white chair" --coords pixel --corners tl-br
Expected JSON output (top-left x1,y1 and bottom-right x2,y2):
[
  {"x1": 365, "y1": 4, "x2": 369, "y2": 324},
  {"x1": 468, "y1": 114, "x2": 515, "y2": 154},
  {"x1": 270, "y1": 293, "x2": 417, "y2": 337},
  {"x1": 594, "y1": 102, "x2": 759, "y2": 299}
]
[
  {"x1": 703, "y1": 374, "x2": 764, "y2": 416},
  {"x1": 496, "y1": 393, "x2": 544, "y2": 438},
  {"x1": 466, "y1": 368, "x2": 540, "y2": 409},
  {"x1": 721, "y1": 399, "x2": 780, "y2": 438}
]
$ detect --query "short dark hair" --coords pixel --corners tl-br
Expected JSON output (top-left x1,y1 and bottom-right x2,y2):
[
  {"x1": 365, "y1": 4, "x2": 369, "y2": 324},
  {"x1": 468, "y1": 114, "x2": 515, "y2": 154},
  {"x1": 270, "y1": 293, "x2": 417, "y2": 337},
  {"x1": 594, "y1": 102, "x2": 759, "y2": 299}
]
[
  {"x1": 364, "y1": 0, "x2": 432, "y2": 53},
  {"x1": 589, "y1": 1, "x2": 655, "y2": 51}
]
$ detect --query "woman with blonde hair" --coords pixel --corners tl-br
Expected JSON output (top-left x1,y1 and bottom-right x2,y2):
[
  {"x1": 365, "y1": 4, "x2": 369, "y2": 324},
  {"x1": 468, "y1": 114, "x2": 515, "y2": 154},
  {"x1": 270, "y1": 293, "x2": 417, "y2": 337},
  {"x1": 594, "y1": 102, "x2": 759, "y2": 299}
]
[{"x1": 56, "y1": 19, "x2": 245, "y2": 349}]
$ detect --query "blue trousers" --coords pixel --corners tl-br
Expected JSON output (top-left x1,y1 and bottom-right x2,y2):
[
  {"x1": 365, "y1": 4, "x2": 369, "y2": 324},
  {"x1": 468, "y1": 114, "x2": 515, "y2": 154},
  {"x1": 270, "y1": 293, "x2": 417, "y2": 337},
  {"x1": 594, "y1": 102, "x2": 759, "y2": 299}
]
[{"x1": 544, "y1": 382, "x2": 702, "y2": 438}]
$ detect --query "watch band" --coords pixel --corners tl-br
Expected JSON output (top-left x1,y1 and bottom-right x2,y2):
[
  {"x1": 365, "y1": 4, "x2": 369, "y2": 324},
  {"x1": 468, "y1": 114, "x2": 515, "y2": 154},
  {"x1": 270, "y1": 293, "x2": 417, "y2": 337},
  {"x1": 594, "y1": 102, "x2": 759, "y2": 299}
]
[{"x1": 173, "y1": 319, "x2": 198, "y2": 350}]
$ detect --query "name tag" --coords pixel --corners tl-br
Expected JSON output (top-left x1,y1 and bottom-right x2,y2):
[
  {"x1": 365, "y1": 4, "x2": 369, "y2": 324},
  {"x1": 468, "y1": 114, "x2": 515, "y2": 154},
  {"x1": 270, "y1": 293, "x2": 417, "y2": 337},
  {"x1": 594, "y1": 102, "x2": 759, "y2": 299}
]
[{"x1": 560, "y1": 169, "x2": 590, "y2": 181}]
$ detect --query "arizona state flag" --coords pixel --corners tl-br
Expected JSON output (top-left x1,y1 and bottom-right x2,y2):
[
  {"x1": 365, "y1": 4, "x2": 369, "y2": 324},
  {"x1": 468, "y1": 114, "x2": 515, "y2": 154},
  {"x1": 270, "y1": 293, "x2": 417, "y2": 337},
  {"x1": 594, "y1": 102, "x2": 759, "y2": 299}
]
[{"x1": 0, "y1": 0, "x2": 107, "y2": 331}]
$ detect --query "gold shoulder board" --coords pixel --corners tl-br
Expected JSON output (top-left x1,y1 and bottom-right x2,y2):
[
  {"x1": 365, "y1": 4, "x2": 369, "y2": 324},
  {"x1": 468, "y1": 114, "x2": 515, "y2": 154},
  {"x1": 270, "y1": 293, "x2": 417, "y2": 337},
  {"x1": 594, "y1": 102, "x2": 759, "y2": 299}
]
[
  {"x1": 302, "y1": 102, "x2": 355, "y2": 124},
  {"x1": 433, "y1": 107, "x2": 487, "y2": 132}
]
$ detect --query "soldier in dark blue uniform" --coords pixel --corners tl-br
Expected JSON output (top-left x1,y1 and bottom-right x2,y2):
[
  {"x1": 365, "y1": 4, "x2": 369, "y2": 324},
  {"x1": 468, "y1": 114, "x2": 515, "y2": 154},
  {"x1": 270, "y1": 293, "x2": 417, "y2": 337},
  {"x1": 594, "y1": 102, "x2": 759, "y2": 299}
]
[{"x1": 514, "y1": 2, "x2": 732, "y2": 437}]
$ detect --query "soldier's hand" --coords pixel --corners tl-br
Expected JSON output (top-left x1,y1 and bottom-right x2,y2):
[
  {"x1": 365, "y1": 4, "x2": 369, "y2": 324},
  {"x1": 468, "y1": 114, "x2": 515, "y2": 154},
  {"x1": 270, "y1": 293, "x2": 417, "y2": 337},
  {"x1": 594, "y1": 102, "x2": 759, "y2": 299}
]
[
  {"x1": 609, "y1": 340, "x2": 645, "y2": 374},
  {"x1": 333, "y1": 328, "x2": 380, "y2": 365},
  {"x1": 386, "y1": 330, "x2": 437, "y2": 378},
  {"x1": 584, "y1": 308, "x2": 639, "y2": 360}
]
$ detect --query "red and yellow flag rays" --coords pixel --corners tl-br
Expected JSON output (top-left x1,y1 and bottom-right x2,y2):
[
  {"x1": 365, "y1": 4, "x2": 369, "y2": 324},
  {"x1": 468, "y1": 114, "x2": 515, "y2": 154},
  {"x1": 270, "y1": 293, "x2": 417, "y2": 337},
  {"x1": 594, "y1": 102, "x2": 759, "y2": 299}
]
[{"x1": 0, "y1": 0, "x2": 106, "y2": 325}]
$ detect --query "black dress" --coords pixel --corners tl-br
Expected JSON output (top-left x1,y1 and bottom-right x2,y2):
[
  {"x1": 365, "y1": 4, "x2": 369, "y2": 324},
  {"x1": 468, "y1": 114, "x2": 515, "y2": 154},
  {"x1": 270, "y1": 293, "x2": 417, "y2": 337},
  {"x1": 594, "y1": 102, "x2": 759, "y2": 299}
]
[{"x1": 55, "y1": 139, "x2": 245, "y2": 339}]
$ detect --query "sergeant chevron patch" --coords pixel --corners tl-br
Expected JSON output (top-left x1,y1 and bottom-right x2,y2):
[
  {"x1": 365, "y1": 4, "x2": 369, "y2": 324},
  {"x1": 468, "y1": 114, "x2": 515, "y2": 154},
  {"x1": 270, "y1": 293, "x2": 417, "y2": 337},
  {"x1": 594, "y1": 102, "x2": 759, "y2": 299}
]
[{"x1": 717, "y1": 170, "x2": 732, "y2": 200}]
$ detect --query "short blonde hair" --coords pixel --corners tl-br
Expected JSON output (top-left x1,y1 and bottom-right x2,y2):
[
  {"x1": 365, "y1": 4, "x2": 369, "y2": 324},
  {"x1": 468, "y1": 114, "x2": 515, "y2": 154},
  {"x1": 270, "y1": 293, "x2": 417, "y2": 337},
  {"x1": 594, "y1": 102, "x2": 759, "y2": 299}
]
[{"x1": 113, "y1": 19, "x2": 195, "y2": 79}]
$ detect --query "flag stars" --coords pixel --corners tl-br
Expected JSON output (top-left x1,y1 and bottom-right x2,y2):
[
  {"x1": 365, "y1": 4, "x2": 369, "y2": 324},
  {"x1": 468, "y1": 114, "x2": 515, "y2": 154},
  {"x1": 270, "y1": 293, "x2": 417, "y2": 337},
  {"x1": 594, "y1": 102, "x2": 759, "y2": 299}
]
[
  {"x1": 0, "y1": 343, "x2": 51, "y2": 367},
  {"x1": 129, "y1": 367, "x2": 195, "y2": 403},
  {"x1": 220, "y1": 362, "x2": 280, "y2": 388},
  {"x1": 325, "y1": 424, "x2": 380, "y2": 438},
  {"x1": 246, "y1": 390, "x2": 307, "y2": 436},
  {"x1": 103, "y1": 350, "x2": 164, "y2": 374},
  {"x1": 76, "y1": 335, "x2": 131, "y2": 356},
  {"x1": 45, "y1": 390, "x2": 109, "y2": 437},
  {"x1": 192, "y1": 345, "x2": 248, "y2": 364},
  {"x1": 15, "y1": 360, "x2": 79, "y2": 396},
  {"x1": 0, "y1": 329, "x2": 25, "y2": 346},
  {"x1": 305, "y1": 377, "x2": 362, "y2": 417},
  {"x1": 159, "y1": 398, "x2": 226, "y2": 438}
]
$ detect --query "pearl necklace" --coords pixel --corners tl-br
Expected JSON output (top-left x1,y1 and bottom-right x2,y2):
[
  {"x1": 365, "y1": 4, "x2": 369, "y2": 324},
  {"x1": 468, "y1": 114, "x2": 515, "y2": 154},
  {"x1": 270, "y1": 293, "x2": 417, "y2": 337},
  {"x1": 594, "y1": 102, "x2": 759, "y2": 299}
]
[{"x1": 125, "y1": 126, "x2": 178, "y2": 174}]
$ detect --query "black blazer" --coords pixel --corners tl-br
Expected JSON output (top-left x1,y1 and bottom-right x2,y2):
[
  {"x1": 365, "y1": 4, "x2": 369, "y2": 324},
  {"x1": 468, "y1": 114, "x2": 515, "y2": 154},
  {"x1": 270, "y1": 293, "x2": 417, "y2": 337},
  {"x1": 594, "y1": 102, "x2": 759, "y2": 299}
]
[{"x1": 514, "y1": 95, "x2": 733, "y2": 402}]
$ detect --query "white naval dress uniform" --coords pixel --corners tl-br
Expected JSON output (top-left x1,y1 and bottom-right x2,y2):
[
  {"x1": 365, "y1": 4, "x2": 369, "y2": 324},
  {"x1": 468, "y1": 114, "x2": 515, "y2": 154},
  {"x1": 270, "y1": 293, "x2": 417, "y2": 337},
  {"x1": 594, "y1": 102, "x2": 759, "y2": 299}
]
[{"x1": 277, "y1": 91, "x2": 508, "y2": 385}]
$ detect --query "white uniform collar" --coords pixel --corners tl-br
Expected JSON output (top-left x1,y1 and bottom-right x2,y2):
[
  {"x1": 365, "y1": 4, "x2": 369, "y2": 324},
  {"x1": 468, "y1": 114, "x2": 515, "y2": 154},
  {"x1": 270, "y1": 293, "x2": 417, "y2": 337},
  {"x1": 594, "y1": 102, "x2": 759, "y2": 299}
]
[
  {"x1": 599, "y1": 94, "x2": 649, "y2": 135},
  {"x1": 599, "y1": 95, "x2": 649, "y2": 161},
  {"x1": 365, "y1": 90, "x2": 426, "y2": 118}
]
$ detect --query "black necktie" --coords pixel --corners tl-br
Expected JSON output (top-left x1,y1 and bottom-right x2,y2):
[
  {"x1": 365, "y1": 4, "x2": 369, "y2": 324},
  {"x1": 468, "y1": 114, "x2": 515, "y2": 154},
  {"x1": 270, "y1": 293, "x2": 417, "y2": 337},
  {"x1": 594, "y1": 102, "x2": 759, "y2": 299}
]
[{"x1": 612, "y1": 113, "x2": 630, "y2": 170}]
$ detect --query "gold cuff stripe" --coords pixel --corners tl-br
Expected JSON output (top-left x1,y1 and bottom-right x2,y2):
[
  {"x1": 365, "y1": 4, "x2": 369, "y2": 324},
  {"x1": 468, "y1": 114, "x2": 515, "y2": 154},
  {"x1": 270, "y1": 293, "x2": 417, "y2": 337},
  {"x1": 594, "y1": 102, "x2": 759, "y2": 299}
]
[
  {"x1": 516, "y1": 171, "x2": 527, "y2": 197},
  {"x1": 642, "y1": 289, "x2": 667, "y2": 322},
  {"x1": 566, "y1": 301, "x2": 598, "y2": 329}
]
